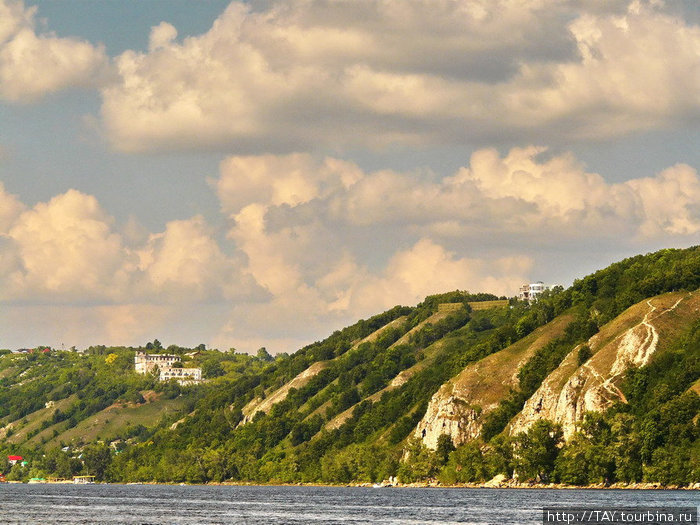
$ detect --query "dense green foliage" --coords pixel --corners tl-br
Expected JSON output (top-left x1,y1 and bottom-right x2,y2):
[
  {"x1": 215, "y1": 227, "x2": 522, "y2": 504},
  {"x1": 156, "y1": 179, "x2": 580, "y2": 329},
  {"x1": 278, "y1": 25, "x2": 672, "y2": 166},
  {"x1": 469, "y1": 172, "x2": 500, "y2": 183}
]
[
  {"x1": 0, "y1": 345, "x2": 267, "y2": 481},
  {"x1": 568, "y1": 247, "x2": 700, "y2": 321},
  {"x1": 101, "y1": 291, "x2": 534, "y2": 483},
  {"x1": 1, "y1": 247, "x2": 699, "y2": 485}
]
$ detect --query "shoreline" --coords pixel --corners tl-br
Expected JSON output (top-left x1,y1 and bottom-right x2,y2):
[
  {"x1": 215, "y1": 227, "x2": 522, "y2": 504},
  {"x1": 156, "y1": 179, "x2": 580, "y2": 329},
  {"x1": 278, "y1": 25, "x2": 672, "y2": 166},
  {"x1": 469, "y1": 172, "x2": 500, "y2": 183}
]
[
  {"x1": 126, "y1": 480, "x2": 700, "y2": 490},
  {"x1": 215, "y1": 481, "x2": 700, "y2": 491},
  {"x1": 7, "y1": 480, "x2": 698, "y2": 490}
]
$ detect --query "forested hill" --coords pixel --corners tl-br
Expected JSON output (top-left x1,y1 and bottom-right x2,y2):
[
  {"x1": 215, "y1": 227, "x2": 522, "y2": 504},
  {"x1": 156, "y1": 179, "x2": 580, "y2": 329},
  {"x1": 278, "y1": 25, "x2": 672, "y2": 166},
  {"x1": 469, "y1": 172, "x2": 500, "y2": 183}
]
[{"x1": 1, "y1": 247, "x2": 699, "y2": 486}]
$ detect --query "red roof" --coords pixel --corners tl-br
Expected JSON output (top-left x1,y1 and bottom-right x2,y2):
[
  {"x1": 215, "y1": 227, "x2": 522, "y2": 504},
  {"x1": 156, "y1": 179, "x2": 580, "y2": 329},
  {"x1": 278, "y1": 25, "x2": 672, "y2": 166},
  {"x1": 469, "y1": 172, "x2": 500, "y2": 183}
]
[{"x1": 8, "y1": 455, "x2": 23, "y2": 461}]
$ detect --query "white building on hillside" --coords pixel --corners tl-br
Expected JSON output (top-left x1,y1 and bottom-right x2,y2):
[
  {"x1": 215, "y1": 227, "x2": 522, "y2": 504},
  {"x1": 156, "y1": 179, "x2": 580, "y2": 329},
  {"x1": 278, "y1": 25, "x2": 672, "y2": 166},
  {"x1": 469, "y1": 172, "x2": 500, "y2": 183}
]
[
  {"x1": 134, "y1": 352, "x2": 178, "y2": 374},
  {"x1": 160, "y1": 366, "x2": 202, "y2": 383},
  {"x1": 518, "y1": 281, "x2": 548, "y2": 302},
  {"x1": 134, "y1": 352, "x2": 202, "y2": 385}
]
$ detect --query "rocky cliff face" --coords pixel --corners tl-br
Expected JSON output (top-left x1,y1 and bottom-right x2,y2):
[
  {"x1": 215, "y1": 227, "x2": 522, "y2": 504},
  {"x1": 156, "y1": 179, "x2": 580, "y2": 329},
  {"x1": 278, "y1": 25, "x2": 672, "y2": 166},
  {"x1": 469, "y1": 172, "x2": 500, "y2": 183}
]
[
  {"x1": 509, "y1": 291, "x2": 698, "y2": 438},
  {"x1": 414, "y1": 313, "x2": 574, "y2": 449},
  {"x1": 415, "y1": 392, "x2": 484, "y2": 449},
  {"x1": 416, "y1": 291, "x2": 699, "y2": 448}
]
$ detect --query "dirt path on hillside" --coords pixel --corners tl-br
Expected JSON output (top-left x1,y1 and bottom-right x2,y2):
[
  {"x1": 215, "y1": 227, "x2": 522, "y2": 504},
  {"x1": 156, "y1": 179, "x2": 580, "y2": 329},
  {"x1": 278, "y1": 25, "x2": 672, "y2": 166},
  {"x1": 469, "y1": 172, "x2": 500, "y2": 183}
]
[{"x1": 586, "y1": 295, "x2": 687, "y2": 403}]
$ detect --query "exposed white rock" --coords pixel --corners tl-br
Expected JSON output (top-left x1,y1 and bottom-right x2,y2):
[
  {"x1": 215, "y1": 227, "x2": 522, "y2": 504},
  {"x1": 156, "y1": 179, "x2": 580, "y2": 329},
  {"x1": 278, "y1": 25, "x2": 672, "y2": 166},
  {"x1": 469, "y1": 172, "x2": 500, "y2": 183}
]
[
  {"x1": 415, "y1": 391, "x2": 487, "y2": 449},
  {"x1": 510, "y1": 345, "x2": 615, "y2": 439},
  {"x1": 415, "y1": 291, "x2": 697, "y2": 448},
  {"x1": 484, "y1": 473, "x2": 507, "y2": 487},
  {"x1": 389, "y1": 370, "x2": 411, "y2": 388},
  {"x1": 414, "y1": 314, "x2": 574, "y2": 449},
  {"x1": 511, "y1": 293, "x2": 694, "y2": 439}
]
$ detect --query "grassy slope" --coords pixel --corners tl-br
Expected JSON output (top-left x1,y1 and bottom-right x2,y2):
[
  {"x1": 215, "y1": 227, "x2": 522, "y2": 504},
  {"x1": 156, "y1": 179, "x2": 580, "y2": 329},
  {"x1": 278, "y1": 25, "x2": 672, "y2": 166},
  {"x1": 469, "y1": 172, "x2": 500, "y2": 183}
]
[
  {"x1": 2, "y1": 391, "x2": 187, "y2": 449},
  {"x1": 324, "y1": 338, "x2": 448, "y2": 431},
  {"x1": 320, "y1": 310, "x2": 461, "y2": 430},
  {"x1": 691, "y1": 379, "x2": 700, "y2": 395},
  {"x1": 3, "y1": 395, "x2": 77, "y2": 443},
  {"x1": 411, "y1": 312, "x2": 574, "y2": 447},
  {"x1": 36, "y1": 395, "x2": 188, "y2": 448},
  {"x1": 449, "y1": 312, "x2": 575, "y2": 408},
  {"x1": 242, "y1": 316, "x2": 409, "y2": 421}
]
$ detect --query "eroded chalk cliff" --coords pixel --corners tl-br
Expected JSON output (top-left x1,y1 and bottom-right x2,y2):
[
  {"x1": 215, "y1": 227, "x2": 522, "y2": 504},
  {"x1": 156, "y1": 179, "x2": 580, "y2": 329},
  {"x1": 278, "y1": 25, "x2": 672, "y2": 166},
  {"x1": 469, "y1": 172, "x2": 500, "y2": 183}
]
[
  {"x1": 414, "y1": 313, "x2": 574, "y2": 448},
  {"x1": 509, "y1": 291, "x2": 698, "y2": 438},
  {"x1": 416, "y1": 290, "x2": 700, "y2": 448}
]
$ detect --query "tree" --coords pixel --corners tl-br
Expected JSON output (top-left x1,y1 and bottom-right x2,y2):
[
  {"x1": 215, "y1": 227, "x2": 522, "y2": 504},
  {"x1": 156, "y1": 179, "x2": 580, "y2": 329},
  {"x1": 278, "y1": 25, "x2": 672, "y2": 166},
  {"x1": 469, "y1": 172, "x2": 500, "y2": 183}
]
[
  {"x1": 435, "y1": 433, "x2": 456, "y2": 465},
  {"x1": 609, "y1": 414, "x2": 642, "y2": 482},
  {"x1": 577, "y1": 345, "x2": 592, "y2": 367},
  {"x1": 484, "y1": 434, "x2": 515, "y2": 478},
  {"x1": 6, "y1": 463, "x2": 25, "y2": 482},
  {"x1": 256, "y1": 347, "x2": 273, "y2": 362},
  {"x1": 513, "y1": 420, "x2": 563, "y2": 483},
  {"x1": 440, "y1": 440, "x2": 488, "y2": 483},
  {"x1": 645, "y1": 443, "x2": 696, "y2": 485},
  {"x1": 40, "y1": 449, "x2": 76, "y2": 479},
  {"x1": 397, "y1": 438, "x2": 439, "y2": 483},
  {"x1": 555, "y1": 434, "x2": 613, "y2": 485},
  {"x1": 82, "y1": 444, "x2": 112, "y2": 481},
  {"x1": 202, "y1": 360, "x2": 224, "y2": 379},
  {"x1": 321, "y1": 443, "x2": 386, "y2": 483}
]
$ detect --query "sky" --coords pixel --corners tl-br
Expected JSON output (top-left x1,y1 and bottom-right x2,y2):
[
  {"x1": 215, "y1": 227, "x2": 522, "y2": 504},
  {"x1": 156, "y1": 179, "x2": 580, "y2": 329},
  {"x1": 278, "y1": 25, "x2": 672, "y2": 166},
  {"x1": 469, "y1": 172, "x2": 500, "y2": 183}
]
[{"x1": 1, "y1": 0, "x2": 699, "y2": 353}]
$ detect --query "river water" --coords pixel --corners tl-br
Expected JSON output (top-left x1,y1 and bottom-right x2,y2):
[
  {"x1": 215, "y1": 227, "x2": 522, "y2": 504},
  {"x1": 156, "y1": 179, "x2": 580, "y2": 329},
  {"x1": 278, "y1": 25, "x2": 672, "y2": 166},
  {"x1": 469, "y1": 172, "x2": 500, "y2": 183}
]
[{"x1": 0, "y1": 484, "x2": 696, "y2": 524}]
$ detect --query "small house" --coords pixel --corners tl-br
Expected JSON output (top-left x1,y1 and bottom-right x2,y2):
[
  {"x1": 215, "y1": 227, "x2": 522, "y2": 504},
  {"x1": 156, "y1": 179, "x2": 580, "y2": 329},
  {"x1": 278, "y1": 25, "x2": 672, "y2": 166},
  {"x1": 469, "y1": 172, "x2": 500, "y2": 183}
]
[{"x1": 7, "y1": 455, "x2": 23, "y2": 465}]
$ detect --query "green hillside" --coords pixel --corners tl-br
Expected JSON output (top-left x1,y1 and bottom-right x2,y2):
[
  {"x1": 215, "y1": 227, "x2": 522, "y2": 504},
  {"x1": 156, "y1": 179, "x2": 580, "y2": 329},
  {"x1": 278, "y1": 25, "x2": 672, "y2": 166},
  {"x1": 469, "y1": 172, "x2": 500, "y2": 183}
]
[{"x1": 1, "y1": 247, "x2": 699, "y2": 486}]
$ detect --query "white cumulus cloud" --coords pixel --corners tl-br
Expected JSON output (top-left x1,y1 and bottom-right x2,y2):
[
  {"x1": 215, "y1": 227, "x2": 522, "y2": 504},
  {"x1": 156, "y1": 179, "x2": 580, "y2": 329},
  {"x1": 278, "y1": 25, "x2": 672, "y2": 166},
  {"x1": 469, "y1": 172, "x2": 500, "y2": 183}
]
[
  {"x1": 136, "y1": 215, "x2": 246, "y2": 302},
  {"x1": 99, "y1": 0, "x2": 700, "y2": 152},
  {"x1": 2, "y1": 145, "x2": 700, "y2": 352},
  {"x1": 2, "y1": 190, "x2": 131, "y2": 301},
  {"x1": 0, "y1": 181, "x2": 24, "y2": 232},
  {"x1": 0, "y1": 188, "x2": 255, "y2": 306},
  {"x1": 0, "y1": 0, "x2": 108, "y2": 102}
]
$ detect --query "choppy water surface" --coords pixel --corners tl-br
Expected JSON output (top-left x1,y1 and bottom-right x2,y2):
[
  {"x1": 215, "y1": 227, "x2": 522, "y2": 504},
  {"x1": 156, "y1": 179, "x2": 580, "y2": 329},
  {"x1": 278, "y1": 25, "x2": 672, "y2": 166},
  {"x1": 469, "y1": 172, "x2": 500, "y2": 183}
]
[{"x1": 0, "y1": 484, "x2": 696, "y2": 524}]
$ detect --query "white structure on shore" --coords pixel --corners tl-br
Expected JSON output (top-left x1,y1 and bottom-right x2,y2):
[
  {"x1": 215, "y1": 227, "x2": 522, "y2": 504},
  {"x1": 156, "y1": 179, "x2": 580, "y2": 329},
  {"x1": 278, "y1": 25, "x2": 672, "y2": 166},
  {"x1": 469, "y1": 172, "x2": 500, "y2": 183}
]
[
  {"x1": 518, "y1": 281, "x2": 548, "y2": 302},
  {"x1": 134, "y1": 352, "x2": 202, "y2": 385}
]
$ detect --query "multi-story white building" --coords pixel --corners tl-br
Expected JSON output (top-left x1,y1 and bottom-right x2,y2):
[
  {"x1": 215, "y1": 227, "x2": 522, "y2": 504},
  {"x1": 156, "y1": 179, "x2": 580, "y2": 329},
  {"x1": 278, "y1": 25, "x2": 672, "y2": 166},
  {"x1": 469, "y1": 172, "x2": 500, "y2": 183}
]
[
  {"x1": 518, "y1": 281, "x2": 548, "y2": 302},
  {"x1": 159, "y1": 366, "x2": 202, "y2": 384},
  {"x1": 134, "y1": 352, "x2": 202, "y2": 385},
  {"x1": 134, "y1": 352, "x2": 178, "y2": 374}
]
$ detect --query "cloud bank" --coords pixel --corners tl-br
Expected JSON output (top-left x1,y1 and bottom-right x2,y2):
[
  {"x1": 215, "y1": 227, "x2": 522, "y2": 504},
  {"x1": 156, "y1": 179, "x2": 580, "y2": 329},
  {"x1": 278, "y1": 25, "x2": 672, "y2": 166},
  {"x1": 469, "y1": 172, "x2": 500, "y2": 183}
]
[
  {"x1": 100, "y1": 0, "x2": 700, "y2": 152},
  {"x1": 3, "y1": 148, "x2": 700, "y2": 351},
  {"x1": 1, "y1": 0, "x2": 699, "y2": 351}
]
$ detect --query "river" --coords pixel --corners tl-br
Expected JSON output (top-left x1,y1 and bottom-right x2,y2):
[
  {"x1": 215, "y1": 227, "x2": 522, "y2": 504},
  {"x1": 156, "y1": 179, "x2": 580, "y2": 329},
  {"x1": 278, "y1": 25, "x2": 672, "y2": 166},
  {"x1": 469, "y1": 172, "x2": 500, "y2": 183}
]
[{"x1": 0, "y1": 484, "x2": 696, "y2": 524}]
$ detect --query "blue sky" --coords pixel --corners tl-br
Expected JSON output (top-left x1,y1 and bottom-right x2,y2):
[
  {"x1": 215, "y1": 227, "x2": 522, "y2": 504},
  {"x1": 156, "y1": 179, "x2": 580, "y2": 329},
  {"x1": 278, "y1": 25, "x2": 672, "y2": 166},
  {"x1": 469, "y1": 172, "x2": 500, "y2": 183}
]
[{"x1": 1, "y1": 0, "x2": 699, "y2": 352}]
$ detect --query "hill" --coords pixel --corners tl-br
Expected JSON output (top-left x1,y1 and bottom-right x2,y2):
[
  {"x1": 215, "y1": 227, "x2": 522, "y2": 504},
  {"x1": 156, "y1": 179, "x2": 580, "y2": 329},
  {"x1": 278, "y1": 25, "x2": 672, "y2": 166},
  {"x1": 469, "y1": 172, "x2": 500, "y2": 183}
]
[{"x1": 1, "y1": 247, "x2": 698, "y2": 486}]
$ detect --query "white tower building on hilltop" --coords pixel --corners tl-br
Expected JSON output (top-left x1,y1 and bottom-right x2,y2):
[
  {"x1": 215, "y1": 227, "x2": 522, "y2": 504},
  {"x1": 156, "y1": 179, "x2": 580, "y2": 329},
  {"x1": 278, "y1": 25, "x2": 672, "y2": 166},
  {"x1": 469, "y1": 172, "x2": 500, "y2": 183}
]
[{"x1": 518, "y1": 281, "x2": 548, "y2": 302}]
